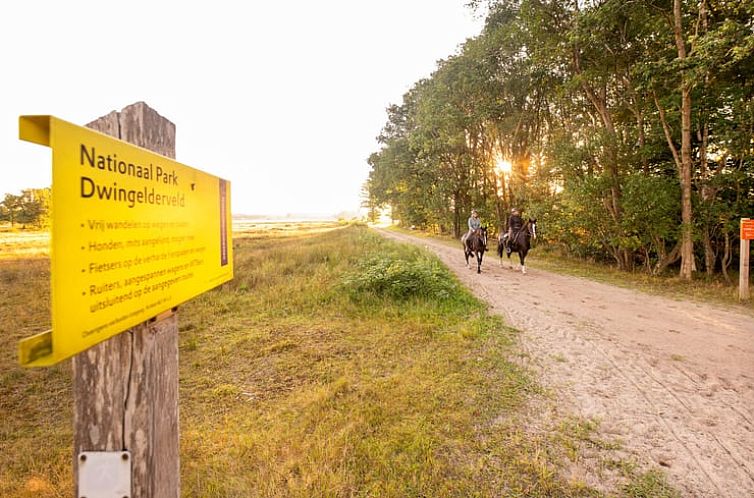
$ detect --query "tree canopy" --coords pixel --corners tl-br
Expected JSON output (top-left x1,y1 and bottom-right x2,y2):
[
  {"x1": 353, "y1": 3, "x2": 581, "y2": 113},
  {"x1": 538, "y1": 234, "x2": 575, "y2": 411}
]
[
  {"x1": 0, "y1": 188, "x2": 51, "y2": 229},
  {"x1": 366, "y1": 0, "x2": 754, "y2": 280}
]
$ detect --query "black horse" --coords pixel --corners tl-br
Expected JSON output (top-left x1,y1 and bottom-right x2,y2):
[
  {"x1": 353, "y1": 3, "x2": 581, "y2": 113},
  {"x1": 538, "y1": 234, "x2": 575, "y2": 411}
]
[
  {"x1": 463, "y1": 226, "x2": 488, "y2": 273},
  {"x1": 497, "y1": 218, "x2": 537, "y2": 274}
]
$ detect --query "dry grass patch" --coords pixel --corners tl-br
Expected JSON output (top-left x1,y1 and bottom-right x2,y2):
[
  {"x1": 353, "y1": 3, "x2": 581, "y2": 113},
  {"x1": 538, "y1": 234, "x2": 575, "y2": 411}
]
[
  {"x1": 0, "y1": 231, "x2": 49, "y2": 260},
  {"x1": 1, "y1": 223, "x2": 668, "y2": 496},
  {"x1": 176, "y1": 225, "x2": 597, "y2": 496},
  {"x1": 0, "y1": 247, "x2": 70, "y2": 496}
]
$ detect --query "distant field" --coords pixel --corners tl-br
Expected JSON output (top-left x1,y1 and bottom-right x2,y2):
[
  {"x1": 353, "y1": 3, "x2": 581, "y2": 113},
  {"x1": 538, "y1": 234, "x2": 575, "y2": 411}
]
[
  {"x1": 0, "y1": 231, "x2": 49, "y2": 259},
  {"x1": 0, "y1": 222, "x2": 670, "y2": 497},
  {"x1": 0, "y1": 219, "x2": 334, "y2": 260},
  {"x1": 232, "y1": 218, "x2": 345, "y2": 237},
  {"x1": 0, "y1": 220, "x2": 341, "y2": 261}
]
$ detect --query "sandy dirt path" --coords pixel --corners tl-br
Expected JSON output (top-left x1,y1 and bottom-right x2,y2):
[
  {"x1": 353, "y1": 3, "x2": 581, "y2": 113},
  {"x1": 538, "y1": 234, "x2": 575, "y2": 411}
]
[{"x1": 377, "y1": 228, "x2": 754, "y2": 497}]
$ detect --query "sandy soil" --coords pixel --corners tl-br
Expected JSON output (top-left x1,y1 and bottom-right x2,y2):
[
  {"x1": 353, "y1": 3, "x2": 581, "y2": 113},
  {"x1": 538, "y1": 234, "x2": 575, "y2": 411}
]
[{"x1": 377, "y1": 228, "x2": 754, "y2": 497}]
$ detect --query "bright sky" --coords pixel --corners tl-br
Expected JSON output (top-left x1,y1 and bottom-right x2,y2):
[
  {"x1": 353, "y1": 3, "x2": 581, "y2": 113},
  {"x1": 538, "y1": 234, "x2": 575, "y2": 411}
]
[{"x1": 0, "y1": 1, "x2": 484, "y2": 217}]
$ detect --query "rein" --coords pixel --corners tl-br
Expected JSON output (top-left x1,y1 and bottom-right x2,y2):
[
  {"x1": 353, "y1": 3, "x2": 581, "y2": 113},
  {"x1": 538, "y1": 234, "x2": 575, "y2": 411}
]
[
  {"x1": 514, "y1": 220, "x2": 537, "y2": 239},
  {"x1": 512, "y1": 222, "x2": 527, "y2": 241}
]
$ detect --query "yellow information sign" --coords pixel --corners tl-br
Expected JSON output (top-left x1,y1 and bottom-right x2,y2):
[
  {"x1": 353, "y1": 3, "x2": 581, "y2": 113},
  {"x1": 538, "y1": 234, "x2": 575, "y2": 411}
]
[{"x1": 18, "y1": 116, "x2": 233, "y2": 367}]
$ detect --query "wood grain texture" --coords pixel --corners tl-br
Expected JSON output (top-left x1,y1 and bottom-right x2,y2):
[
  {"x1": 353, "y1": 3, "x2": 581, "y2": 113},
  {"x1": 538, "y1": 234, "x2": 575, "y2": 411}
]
[{"x1": 74, "y1": 102, "x2": 180, "y2": 497}]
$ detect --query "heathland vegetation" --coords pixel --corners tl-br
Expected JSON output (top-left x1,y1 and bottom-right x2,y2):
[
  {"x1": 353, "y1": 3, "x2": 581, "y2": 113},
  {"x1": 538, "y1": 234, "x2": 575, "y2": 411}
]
[
  {"x1": 0, "y1": 188, "x2": 50, "y2": 229},
  {"x1": 365, "y1": 0, "x2": 754, "y2": 281},
  {"x1": 0, "y1": 224, "x2": 677, "y2": 496}
]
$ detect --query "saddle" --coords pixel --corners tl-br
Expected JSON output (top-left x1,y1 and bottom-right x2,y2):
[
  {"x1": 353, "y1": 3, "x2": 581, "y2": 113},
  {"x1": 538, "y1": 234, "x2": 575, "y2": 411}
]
[
  {"x1": 504, "y1": 227, "x2": 524, "y2": 253},
  {"x1": 464, "y1": 228, "x2": 486, "y2": 251}
]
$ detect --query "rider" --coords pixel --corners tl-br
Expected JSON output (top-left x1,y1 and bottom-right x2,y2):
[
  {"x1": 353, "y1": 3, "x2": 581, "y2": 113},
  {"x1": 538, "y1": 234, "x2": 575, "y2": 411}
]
[
  {"x1": 462, "y1": 209, "x2": 481, "y2": 245},
  {"x1": 504, "y1": 207, "x2": 523, "y2": 254}
]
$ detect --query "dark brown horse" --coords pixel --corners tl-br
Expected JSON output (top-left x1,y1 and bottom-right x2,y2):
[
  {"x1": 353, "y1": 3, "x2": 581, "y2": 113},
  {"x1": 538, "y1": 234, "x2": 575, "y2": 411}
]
[
  {"x1": 462, "y1": 226, "x2": 488, "y2": 273},
  {"x1": 497, "y1": 218, "x2": 537, "y2": 274}
]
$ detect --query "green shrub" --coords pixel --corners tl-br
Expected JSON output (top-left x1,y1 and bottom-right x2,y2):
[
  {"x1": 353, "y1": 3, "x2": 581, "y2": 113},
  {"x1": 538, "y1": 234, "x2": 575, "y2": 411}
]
[{"x1": 342, "y1": 254, "x2": 458, "y2": 300}]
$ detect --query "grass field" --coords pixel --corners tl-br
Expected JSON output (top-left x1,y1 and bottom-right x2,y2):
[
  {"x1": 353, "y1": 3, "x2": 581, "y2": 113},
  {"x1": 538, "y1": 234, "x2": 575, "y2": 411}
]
[
  {"x1": 0, "y1": 231, "x2": 49, "y2": 260},
  {"x1": 0, "y1": 223, "x2": 677, "y2": 497}
]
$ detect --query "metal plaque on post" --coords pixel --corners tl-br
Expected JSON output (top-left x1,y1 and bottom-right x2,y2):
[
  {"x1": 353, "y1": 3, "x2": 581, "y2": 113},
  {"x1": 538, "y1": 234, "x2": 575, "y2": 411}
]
[{"x1": 78, "y1": 451, "x2": 131, "y2": 498}]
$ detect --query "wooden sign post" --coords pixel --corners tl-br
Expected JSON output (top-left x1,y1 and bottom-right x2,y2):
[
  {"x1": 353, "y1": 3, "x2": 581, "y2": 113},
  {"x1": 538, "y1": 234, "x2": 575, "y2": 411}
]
[
  {"x1": 740, "y1": 218, "x2": 753, "y2": 301},
  {"x1": 18, "y1": 102, "x2": 232, "y2": 496},
  {"x1": 75, "y1": 102, "x2": 180, "y2": 497}
]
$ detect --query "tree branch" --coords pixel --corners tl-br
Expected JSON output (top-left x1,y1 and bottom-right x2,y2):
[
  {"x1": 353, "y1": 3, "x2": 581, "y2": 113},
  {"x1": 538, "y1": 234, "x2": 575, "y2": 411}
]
[{"x1": 652, "y1": 90, "x2": 682, "y2": 172}]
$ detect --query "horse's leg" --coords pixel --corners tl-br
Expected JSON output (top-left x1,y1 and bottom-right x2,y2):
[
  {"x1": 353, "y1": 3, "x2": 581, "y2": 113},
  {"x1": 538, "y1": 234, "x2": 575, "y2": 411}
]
[
  {"x1": 519, "y1": 250, "x2": 527, "y2": 274},
  {"x1": 477, "y1": 251, "x2": 482, "y2": 274}
]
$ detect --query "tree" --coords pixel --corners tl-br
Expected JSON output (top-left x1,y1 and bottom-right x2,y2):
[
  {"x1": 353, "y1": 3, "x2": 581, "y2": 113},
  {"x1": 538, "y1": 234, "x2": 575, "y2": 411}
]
[
  {"x1": 0, "y1": 188, "x2": 51, "y2": 228},
  {"x1": 0, "y1": 193, "x2": 23, "y2": 226}
]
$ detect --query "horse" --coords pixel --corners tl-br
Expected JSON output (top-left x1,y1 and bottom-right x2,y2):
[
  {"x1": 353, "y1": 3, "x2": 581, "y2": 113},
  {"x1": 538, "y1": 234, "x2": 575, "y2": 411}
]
[
  {"x1": 497, "y1": 218, "x2": 537, "y2": 274},
  {"x1": 462, "y1": 226, "x2": 488, "y2": 274}
]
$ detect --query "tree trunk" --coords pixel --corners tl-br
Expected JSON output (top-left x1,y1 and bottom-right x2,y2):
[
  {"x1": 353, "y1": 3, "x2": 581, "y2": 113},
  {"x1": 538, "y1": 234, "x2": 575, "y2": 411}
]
[
  {"x1": 638, "y1": 111, "x2": 648, "y2": 174},
  {"x1": 675, "y1": 0, "x2": 695, "y2": 279},
  {"x1": 698, "y1": 0, "x2": 714, "y2": 276},
  {"x1": 624, "y1": 76, "x2": 649, "y2": 174},
  {"x1": 453, "y1": 191, "x2": 461, "y2": 239},
  {"x1": 654, "y1": 239, "x2": 682, "y2": 275},
  {"x1": 721, "y1": 231, "x2": 732, "y2": 284},
  {"x1": 702, "y1": 228, "x2": 716, "y2": 275}
]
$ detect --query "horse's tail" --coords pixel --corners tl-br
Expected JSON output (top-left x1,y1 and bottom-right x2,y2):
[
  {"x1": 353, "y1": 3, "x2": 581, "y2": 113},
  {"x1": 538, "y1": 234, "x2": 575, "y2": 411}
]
[{"x1": 496, "y1": 239, "x2": 503, "y2": 258}]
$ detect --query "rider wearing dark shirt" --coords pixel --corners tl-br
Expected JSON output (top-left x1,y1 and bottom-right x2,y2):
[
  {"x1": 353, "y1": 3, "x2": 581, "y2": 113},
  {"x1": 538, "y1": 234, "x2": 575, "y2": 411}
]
[
  {"x1": 505, "y1": 208, "x2": 523, "y2": 253},
  {"x1": 508, "y1": 209, "x2": 523, "y2": 233}
]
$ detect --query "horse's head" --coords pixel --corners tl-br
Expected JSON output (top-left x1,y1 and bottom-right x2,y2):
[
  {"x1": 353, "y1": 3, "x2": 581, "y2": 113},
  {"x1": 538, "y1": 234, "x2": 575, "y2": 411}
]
[
  {"x1": 468, "y1": 226, "x2": 488, "y2": 251},
  {"x1": 480, "y1": 225, "x2": 488, "y2": 248},
  {"x1": 528, "y1": 218, "x2": 537, "y2": 240}
]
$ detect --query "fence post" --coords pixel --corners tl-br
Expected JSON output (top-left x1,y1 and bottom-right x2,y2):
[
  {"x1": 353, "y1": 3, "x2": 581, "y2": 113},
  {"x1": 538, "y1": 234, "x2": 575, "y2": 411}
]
[
  {"x1": 741, "y1": 218, "x2": 751, "y2": 301},
  {"x1": 73, "y1": 102, "x2": 180, "y2": 497}
]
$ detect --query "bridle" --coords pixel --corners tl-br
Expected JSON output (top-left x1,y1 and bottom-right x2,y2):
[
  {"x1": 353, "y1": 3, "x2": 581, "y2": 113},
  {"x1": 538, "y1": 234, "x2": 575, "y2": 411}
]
[{"x1": 527, "y1": 220, "x2": 537, "y2": 240}]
